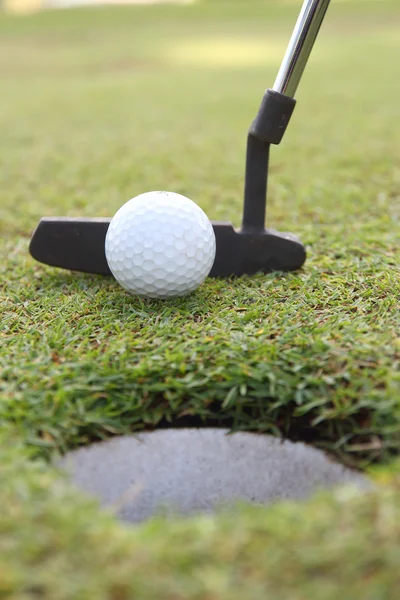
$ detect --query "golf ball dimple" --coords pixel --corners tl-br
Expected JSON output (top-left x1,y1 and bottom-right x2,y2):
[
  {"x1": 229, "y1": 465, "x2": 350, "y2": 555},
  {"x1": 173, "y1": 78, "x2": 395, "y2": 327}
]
[{"x1": 105, "y1": 191, "x2": 216, "y2": 298}]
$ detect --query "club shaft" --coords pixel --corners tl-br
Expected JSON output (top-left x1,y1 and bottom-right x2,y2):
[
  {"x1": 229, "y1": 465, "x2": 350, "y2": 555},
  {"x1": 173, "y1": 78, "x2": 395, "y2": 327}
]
[{"x1": 273, "y1": 0, "x2": 331, "y2": 98}]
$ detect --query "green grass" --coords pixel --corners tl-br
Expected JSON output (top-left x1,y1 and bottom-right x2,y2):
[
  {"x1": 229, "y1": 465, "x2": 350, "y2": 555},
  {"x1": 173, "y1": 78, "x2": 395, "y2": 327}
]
[
  {"x1": 0, "y1": 0, "x2": 400, "y2": 596},
  {"x1": 2, "y1": 430, "x2": 400, "y2": 599}
]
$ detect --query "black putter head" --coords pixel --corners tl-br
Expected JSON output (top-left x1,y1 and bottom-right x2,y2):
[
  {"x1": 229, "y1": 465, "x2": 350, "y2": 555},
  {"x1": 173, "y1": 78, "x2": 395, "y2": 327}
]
[
  {"x1": 29, "y1": 90, "x2": 306, "y2": 278},
  {"x1": 29, "y1": 218, "x2": 305, "y2": 278}
]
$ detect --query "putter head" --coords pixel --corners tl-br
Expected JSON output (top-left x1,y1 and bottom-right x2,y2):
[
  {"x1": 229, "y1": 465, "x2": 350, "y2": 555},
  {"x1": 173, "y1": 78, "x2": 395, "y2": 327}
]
[
  {"x1": 29, "y1": 91, "x2": 308, "y2": 279},
  {"x1": 29, "y1": 217, "x2": 306, "y2": 277}
]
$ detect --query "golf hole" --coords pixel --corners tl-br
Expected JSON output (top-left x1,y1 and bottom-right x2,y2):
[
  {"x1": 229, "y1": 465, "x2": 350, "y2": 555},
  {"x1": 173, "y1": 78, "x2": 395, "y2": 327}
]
[{"x1": 58, "y1": 428, "x2": 371, "y2": 524}]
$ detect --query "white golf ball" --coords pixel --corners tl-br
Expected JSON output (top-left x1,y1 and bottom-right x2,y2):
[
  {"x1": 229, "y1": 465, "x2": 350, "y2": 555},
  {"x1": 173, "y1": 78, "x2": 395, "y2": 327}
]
[{"x1": 105, "y1": 191, "x2": 216, "y2": 298}]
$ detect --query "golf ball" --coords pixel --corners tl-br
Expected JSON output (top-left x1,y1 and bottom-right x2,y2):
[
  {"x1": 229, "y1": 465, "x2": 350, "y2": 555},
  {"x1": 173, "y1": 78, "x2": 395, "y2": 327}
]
[{"x1": 105, "y1": 191, "x2": 216, "y2": 298}]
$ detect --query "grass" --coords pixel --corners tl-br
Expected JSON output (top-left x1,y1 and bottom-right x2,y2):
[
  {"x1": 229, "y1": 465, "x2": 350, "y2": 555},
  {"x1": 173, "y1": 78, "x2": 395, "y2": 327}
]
[
  {"x1": 2, "y1": 430, "x2": 400, "y2": 599},
  {"x1": 0, "y1": 0, "x2": 399, "y2": 597}
]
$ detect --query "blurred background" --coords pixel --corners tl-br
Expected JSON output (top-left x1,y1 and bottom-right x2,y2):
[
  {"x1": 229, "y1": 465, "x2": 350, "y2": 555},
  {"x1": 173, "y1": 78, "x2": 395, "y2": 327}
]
[
  {"x1": 2, "y1": 0, "x2": 193, "y2": 14},
  {"x1": 0, "y1": 0, "x2": 399, "y2": 233}
]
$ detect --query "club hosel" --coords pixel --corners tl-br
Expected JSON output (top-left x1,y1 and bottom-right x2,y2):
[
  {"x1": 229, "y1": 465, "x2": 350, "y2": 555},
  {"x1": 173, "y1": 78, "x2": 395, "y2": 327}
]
[{"x1": 249, "y1": 89, "x2": 297, "y2": 146}]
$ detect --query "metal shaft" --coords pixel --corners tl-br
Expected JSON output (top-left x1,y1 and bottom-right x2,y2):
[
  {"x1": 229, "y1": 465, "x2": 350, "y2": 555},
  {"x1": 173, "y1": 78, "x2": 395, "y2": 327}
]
[{"x1": 273, "y1": 0, "x2": 331, "y2": 98}]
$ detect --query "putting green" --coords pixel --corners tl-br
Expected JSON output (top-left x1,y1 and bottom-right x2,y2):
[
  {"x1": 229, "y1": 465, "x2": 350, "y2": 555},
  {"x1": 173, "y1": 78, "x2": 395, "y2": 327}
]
[{"x1": 0, "y1": 1, "x2": 399, "y2": 597}]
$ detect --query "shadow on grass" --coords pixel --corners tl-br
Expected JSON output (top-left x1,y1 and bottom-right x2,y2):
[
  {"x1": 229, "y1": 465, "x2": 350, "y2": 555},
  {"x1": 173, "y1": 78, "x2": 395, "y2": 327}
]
[{"x1": 32, "y1": 265, "x2": 231, "y2": 315}]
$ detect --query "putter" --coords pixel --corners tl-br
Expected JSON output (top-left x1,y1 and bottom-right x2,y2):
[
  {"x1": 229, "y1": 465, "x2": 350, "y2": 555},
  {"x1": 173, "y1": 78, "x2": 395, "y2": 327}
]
[{"x1": 29, "y1": 0, "x2": 331, "y2": 277}]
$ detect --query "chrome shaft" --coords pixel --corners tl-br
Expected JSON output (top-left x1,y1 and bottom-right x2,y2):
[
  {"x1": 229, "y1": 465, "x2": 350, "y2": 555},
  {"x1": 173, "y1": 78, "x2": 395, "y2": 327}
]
[{"x1": 273, "y1": 0, "x2": 331, "y2": 98}]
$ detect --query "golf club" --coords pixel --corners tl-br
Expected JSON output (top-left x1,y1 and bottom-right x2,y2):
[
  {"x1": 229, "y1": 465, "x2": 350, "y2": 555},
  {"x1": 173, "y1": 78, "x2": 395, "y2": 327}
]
[{"x1": 29, "y1": 0, "x2": 331, "y2": 277}]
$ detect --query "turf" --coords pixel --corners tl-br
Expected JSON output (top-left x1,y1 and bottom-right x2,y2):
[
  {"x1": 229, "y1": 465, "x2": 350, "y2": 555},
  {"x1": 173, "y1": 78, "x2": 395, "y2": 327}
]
[
  {"x1": 1, "y1": 430, "x2": 400, "y2": 599},
  {"x1": 1, "y1": 0, "x2": 399, "y2": 467},
  {"x1": 0, "y1": 0, "x2": 399, "y2": 596}
]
